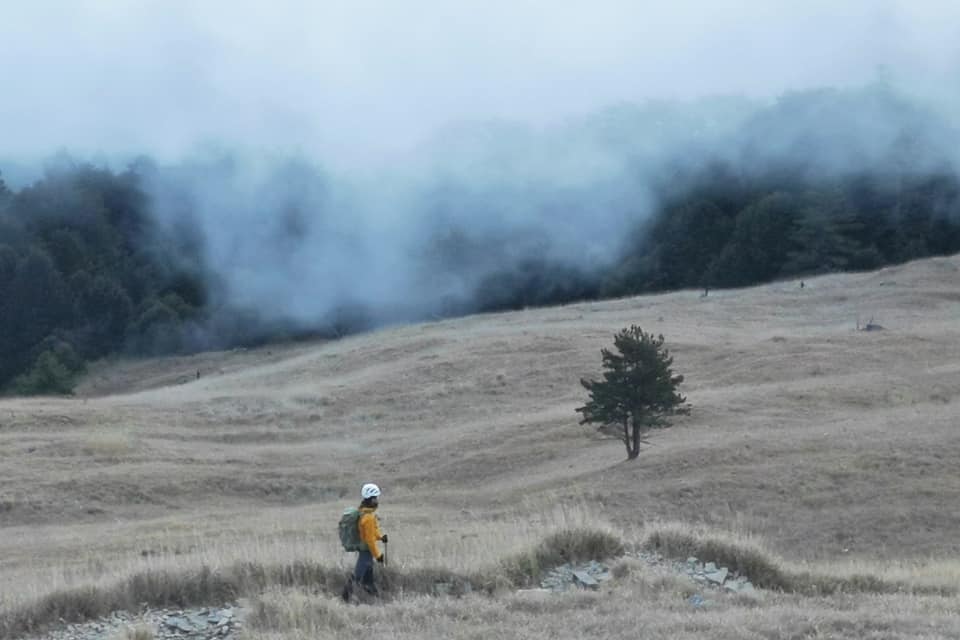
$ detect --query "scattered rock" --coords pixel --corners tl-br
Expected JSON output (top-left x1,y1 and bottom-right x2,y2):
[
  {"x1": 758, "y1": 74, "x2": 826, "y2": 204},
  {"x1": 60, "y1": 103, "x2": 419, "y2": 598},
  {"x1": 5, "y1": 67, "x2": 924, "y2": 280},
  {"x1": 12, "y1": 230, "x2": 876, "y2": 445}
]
[
  {"x1": 674, "y1": 555, "x2": 756, "y2": 596},
  {"x1": 572, "y1": 570, "x2": 599, "y2": 590},
  {"x1": 30, "y1": 554, "x2": 759, "y2": 639},
  {"x1": 540, "y1": 561, "x2": 613, "y2": 592},
  {"x1": 30, "y1": 605, "x2": 244, "y2": 640},
  {"x1": 430, "y1": 579, "x2": 473, "y2": 597},
  {"x1": 724, "y1": 578, "x2": 757, "y2": 596},
  {"x1": 163, "y1": 615, "x2": 195, "y2": 633},
  {"x1": 705, "y1": 567, "x2": 729, "y2": 585}
]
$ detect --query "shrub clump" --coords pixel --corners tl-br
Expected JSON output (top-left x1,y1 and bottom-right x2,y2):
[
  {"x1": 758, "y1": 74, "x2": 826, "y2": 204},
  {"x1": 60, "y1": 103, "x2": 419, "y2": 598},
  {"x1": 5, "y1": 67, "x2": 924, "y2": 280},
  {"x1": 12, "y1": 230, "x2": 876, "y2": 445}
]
[
  {"x1": 643, "y1": 524, "x2": 790, "y2": 590},
  {"x1": 500, "y1": 528, "x2": 625, "y2": 586}
]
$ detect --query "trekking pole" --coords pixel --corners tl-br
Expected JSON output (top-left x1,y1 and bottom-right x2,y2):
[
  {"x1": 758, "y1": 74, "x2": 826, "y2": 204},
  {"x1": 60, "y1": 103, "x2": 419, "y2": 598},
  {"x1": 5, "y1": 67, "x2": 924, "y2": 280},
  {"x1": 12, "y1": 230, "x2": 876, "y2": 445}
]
[{"x1": 383, "y1": 540, "x2": 388, "y2": 567}]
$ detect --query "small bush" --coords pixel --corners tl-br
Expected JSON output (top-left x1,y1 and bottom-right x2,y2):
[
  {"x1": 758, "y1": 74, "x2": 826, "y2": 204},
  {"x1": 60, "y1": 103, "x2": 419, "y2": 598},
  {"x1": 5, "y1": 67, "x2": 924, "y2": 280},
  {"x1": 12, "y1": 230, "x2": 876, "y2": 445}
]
[{"x1": 12, "y1": 351, "x2": 76, "y2": 395}]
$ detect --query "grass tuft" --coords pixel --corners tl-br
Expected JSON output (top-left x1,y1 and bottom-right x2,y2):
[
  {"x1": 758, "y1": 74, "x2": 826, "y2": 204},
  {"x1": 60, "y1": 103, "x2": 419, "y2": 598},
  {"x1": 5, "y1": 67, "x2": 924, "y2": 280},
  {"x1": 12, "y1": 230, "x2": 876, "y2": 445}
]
[
  {"x1": 248, "y1": 588, "x2": 347, "y2": 633},
  {"x1": 643, "y1": 522, "x2": 790, "y2": 590},
  {"x1": 642, "y1": 522, "x2": 958, "y2": 597},
  {"x1": 499, "y1": 528, "x2": 624, "y2": 586}
]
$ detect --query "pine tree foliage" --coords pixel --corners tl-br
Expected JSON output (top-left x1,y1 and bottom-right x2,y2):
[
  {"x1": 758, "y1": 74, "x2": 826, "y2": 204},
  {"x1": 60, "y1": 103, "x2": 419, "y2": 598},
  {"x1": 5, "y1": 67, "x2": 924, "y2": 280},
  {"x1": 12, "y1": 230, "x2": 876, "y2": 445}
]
[{"x1": 577, "y1": 326, "x2": 689, "y2": 460}]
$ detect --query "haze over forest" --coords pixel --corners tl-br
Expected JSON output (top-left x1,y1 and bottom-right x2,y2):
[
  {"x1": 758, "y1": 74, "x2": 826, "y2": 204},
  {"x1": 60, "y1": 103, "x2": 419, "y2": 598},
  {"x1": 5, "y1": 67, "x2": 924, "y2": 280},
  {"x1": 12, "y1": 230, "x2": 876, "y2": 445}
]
[{"x1": 2, "y1": 1, "x2": 960, "y2": 393}]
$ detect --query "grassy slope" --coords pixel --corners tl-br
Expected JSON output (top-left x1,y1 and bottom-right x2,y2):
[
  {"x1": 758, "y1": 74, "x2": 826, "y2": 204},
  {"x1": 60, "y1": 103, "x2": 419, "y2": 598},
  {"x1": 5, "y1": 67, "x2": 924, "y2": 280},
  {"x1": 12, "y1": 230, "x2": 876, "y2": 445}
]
[{"x1": 2, "y1": 255, "x2": 960, "y2": 637}]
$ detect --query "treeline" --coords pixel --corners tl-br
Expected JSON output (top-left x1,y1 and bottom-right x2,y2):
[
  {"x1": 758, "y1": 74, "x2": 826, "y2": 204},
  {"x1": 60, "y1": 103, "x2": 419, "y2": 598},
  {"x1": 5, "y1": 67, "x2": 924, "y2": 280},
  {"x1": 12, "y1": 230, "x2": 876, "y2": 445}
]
[
  {"x1": 602, "y1": 165, "x2": 960, "y2": 297},
  {"x1": 0, "y1": 164, "x2": 208, "y2": 394},
  {"x1": 467, "y1": 87, "x2": 960, "y2": 309},
  {"x1": 459, "y1": 166, "x2": 960, "y2": 312},
  {"x1": 3, "y1": 87, "x2": 960, "y2": 395},
  {"x1": 3, "y1": 160, "x2": 960, "y2": 395}
]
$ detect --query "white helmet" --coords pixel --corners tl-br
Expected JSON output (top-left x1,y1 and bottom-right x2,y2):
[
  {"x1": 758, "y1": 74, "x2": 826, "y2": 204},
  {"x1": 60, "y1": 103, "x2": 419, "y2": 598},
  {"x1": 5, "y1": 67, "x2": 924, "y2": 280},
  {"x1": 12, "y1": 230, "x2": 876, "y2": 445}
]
[{"x1": 361, "y1": 483, "x2": 381, "y2": 499}]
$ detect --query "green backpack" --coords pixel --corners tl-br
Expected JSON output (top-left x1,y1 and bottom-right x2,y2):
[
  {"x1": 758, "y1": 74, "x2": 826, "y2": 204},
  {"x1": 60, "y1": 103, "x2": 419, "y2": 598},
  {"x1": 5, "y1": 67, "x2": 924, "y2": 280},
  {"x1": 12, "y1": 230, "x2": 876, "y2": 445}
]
[{"x1": 338, "y1": 507, "x2": 366, "y2": 552}]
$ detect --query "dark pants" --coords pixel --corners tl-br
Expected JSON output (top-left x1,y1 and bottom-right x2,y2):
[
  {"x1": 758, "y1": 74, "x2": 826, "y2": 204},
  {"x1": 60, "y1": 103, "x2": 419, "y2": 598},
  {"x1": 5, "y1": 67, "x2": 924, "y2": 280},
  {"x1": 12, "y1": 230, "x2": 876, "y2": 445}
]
[{"x1": 354, "y1": 550, "x2": 376, "y2": 593}]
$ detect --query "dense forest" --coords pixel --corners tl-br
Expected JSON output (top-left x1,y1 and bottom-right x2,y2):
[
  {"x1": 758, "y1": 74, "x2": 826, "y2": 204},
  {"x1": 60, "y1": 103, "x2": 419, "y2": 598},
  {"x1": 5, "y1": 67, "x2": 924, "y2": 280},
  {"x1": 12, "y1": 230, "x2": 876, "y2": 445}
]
[
  {"x1": 0, "y1": 164, "x2": 208, "y2": 393},
  {"x1": 466, "y1": 165, "x2": 960, "y2": 311},
  {"x1": 2, "y1": 86, "x2": 960, "y2": 394}
]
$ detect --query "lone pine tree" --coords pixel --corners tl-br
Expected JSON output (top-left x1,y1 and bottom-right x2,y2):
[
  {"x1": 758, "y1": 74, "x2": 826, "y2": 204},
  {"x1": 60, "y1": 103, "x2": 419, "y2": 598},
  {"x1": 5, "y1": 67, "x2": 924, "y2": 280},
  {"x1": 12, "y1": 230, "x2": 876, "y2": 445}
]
[{"x1": 577, "y1": 326, "x2": 688, "y2": 460}]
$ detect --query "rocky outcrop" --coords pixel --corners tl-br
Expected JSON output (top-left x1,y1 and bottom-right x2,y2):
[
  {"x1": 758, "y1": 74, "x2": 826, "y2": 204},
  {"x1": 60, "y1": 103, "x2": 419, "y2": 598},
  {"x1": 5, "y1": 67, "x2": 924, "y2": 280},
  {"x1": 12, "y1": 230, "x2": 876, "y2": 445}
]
[
  {"x1": 534, "y1": 552, "x2": 757, "y2": 602},
  {"x1": 540, "y1": 560, "x2": 613, "y2": 592},
  {"x1": 32, "y1": 606, "x2": 242, "y2": 640},
  {"x1": 682, "y1": 557, "x2": 757, "y2": 595}
]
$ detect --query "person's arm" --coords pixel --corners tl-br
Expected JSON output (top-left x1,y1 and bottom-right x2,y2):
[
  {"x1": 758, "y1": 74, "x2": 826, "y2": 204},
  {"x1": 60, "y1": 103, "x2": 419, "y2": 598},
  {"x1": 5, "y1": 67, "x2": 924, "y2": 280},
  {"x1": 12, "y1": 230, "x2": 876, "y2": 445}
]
[{"x1": 359, "y1": 513, "x2": 382, "y2": 560}]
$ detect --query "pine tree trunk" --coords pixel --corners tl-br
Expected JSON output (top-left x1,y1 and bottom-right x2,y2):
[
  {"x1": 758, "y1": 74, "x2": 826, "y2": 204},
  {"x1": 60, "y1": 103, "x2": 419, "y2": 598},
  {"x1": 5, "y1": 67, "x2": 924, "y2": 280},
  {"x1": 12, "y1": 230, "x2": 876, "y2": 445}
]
[
  {"x1": 622, "y1": 419, "x2": 632, "y2": 459},
  {"x1": 628, "y1": 416, "x2": 640, "y2": 459}
]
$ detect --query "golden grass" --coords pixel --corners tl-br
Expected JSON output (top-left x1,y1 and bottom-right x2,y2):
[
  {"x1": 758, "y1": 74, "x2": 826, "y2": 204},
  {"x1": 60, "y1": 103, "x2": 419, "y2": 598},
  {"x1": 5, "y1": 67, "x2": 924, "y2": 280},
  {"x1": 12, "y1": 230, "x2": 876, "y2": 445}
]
[
  {"x1": 241, "y1": 578, "x2": 960, "y2": 640},
  {"x1": 3, "y1": 256, "x2": 960, "y2": 638},
  {"x1": 0, "y1": 522, "x2": 617, "y2": 639},
  {"x1": 4, "y1": 518, "x2": 957, "y2": 639},
  {"x1": 82, "y1": 428, "x2": 135, "y2": 459},
  {"x1": 0, "y1": 503, "x2": 622, "y2": 638}
]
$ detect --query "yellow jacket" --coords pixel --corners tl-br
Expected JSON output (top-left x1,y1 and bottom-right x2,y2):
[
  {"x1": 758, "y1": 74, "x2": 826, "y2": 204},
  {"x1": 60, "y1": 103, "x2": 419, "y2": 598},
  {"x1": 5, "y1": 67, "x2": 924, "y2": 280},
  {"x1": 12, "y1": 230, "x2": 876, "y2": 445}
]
[{"x1": 358, "y1": 506, "x2": 384, "y2": 560}]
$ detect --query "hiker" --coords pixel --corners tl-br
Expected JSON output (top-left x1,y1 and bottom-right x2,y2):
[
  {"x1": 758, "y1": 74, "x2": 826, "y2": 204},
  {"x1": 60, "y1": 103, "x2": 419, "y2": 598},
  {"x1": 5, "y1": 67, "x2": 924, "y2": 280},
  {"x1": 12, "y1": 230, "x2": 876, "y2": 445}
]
[{"x1": 341, "y1": 483, "x2": 388, "y2": 600}]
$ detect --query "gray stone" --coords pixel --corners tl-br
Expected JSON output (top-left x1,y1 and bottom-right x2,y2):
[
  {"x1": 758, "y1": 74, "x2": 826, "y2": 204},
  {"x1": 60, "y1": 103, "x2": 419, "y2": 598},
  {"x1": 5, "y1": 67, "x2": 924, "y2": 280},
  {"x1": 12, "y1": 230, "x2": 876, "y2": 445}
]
[
  {"x1": 704, "y1": 562, "x2": 717, "y2": 573},
  {"x1": 165, "y1": 616, "x2": 197, "y2": 633},
  {"x1": 433, "y1": 582, "x2": 453, "y2": 596},
  {"x1": 705, "y1": 567, "x2": 729, "y2": 585},
  {"x1": 726, "y1": 579, "x2": 757, "y2": 595},
  {"x1": 586, "y1": 561, "x2": 606, "y2": 574},
  {"x1": 188, "y1": 612, "x2": 209, "y2": 627},
  {"x1": 572, "y1": 570, "x2": 599, "y2": 589}
]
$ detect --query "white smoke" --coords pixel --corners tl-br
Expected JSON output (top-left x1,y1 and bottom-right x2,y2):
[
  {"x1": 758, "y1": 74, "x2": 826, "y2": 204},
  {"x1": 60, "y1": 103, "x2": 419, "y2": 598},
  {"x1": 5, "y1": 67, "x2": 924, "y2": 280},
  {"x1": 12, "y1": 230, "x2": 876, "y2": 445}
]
[{"x1": 2, "y1": 1, "x2": 960, "y2": 330}]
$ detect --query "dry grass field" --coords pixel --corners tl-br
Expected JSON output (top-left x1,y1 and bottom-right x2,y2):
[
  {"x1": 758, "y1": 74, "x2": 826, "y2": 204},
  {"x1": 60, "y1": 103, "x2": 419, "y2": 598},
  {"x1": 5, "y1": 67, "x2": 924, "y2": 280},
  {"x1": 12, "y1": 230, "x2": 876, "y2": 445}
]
[{"x1": 2, "y1": 255, "x2": 960, "y2": 639}]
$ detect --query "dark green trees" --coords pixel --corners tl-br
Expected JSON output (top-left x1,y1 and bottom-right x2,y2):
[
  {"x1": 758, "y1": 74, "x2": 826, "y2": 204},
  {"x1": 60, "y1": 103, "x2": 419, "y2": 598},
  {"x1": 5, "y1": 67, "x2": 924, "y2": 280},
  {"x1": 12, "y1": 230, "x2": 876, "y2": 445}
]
[
  {"x1": 0, "y1": 163, "x2": 206, "y2": 394},
  {"x1": 577, "y1": 326, "x2": 689, "y2": 460}
]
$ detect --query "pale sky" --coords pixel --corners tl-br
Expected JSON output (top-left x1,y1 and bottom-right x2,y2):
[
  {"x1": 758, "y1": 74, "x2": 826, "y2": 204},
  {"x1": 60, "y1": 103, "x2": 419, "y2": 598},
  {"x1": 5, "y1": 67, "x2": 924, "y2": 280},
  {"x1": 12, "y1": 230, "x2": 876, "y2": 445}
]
[{"x1": 2, "y1": 1, "x2": 959, "y2": 164}]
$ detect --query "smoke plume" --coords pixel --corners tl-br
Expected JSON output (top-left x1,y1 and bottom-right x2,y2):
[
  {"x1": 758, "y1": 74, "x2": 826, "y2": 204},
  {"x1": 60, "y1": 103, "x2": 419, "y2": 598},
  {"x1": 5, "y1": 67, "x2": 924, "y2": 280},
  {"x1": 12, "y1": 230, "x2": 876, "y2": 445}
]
[{"x1": 3, "y1": 2, "x2": 960, "y2": 335}]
